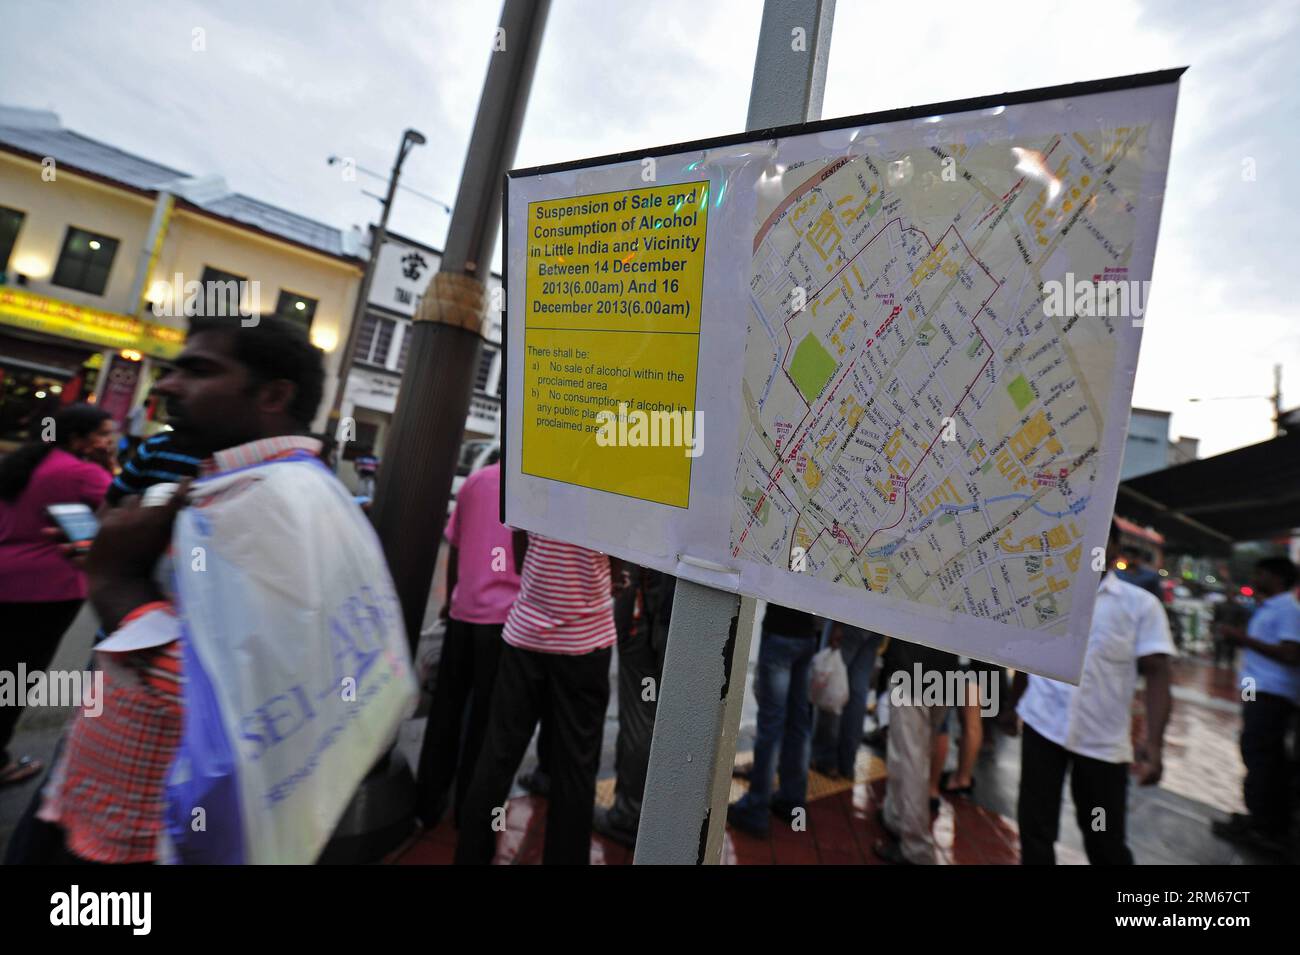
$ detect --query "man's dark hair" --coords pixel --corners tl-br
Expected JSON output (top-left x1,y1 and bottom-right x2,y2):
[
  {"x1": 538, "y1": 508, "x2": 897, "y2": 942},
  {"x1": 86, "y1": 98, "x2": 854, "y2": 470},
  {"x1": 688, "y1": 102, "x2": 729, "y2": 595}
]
[
  {"x1": 188, "y1": 315, "x2": 324, "y2": 427},
  {"x1": 1255, "y1": 556, "x2": 1299, "y2": 590}
]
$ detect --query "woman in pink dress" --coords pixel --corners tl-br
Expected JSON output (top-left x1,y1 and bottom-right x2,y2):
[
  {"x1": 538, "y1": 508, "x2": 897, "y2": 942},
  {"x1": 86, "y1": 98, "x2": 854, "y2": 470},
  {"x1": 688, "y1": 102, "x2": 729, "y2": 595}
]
[{"x1": 0, "y1": 403, "x2": 115, "y2": 785}]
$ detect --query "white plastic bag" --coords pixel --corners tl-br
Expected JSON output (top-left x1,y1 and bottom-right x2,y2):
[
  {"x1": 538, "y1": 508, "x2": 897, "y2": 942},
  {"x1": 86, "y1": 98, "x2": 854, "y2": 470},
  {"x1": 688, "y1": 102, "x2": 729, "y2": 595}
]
[
  {"x1": 163, "y1": 453, "x2": 417, "y2": 864},
  {"x1": 810, "y1": 646, "x2": 849, "y2": 715}
]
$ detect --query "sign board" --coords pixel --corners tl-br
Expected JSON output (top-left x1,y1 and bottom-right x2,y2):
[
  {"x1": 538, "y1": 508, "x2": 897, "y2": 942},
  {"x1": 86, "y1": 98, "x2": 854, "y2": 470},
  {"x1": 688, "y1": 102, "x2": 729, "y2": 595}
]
[
  {"x1": 345, "y1": 366, "x2": 402, "y2": 413},
  {"x1": 503, "y1": 70, "x2": 1183, "y2": 682},
  {"x1": 368, "y1": 232, "x2": 505, "y2": 333},
  {"x1": 96, "y1": 354, "x2": 143, "y2": 423},
  {"x1": 369, "y1": 236, "x2": 436, "y2": 315}
]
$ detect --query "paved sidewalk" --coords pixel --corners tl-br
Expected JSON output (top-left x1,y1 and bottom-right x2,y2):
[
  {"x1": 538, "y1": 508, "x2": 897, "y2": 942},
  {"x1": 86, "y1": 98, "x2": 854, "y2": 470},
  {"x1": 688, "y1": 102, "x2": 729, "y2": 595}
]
[
  {"x1": 390, "y1": 752, "x2": 1084, "y2": 865},
  {"x1": 390, "y1": 655, "x2": 1277, "y2": 865}
]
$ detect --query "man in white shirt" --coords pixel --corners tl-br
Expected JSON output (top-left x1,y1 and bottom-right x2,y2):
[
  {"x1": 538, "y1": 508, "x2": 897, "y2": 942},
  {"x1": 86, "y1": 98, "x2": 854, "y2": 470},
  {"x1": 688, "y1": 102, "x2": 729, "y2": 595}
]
[{"x1": 1009, "y1": 520, "x2": 1174, "y2": 864}]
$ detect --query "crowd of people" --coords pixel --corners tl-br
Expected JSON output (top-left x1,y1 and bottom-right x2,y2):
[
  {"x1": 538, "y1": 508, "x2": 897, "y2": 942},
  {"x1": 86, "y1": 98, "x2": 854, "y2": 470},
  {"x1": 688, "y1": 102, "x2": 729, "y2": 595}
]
[
  {"x1": 417, "y1": 488, "x2": 1298, "y2": 865},
  {"x1": 413, "y1": 450, "x2": 673, "y2": 861},
  {"x1": 717, "y1": 521, "x2": 1173, "y2": 865},
  {"x1": 0, "y1": 312, "x2": 1296, "y2": 866}
]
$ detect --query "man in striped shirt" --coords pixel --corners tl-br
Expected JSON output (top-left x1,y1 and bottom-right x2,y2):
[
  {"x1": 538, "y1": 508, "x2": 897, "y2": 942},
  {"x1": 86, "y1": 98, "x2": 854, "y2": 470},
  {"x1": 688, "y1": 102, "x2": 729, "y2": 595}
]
[
  {"x1": 105, "y1": 431, "x2": 202, "y2": 506},
  {"x1": 455, "y1": 531, "x2": 621, "y2": 865}
]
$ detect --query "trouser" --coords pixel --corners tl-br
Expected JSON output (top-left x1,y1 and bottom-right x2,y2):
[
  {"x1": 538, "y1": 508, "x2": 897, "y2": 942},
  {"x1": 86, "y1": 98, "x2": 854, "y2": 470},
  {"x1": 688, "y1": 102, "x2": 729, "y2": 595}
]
[
  {"x1": 1213, "y1": 636, "x2": 1235, "y2": 668},
  {"x1": 813, "y1": 625, "x2": 883, "y2": 777},
  {"x1": 455, "y1": 643, "x2": 611, "y2": 865},
  {"x1": 1241, "y1": 691, "x2": 1297, "y2": 835},
  {"x1": 0, "y1": 599, "x2": 84, "y2": 766},
  {"x1": 1017, "y1": 723, "x2": 1133, "y2": 865},
  {"x1": 414, "y1": 618, "x2": 504, "y2": 826},
  {"x1": 882, "y1": 701, "x2": 948, "y2": 864},
  {"x1": 610, "y1": 613, "x2": 668, "y2": 827},
  {"x1": 736, "y1": 629, "x2": 817, "y2": 819}
]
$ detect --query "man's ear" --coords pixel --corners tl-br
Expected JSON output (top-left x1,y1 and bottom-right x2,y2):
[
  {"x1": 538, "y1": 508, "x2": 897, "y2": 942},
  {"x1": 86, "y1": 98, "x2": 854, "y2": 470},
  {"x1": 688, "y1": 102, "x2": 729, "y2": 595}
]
[{"x1": 258, "y1": 378, "x2": 297, "y2": 418}]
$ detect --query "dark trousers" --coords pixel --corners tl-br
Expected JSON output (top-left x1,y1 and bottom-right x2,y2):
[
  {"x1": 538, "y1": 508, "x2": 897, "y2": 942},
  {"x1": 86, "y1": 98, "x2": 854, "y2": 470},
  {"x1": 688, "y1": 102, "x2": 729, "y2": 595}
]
[
  {"x1": 414, "y1": 618, "x2": 504, "y2": 827},
  {"x1": 610, "y1": 613, "x2": 668, "y2": 826},
  {"x1": 1241, "y1": 692, "x2": 1297, "y2": 835},
  {"x1": 812, "y1": 626, "x2": 883, "y2": 777},
  {"x1": 1018, "y1": 723, "x2": 1133, "y2": 865},
  {"x1": 0, "y1": 599, "x2": 83, "y2": 766},
  {"x1": 455, "y1": 643, "x2": 611, "y2": 865}
]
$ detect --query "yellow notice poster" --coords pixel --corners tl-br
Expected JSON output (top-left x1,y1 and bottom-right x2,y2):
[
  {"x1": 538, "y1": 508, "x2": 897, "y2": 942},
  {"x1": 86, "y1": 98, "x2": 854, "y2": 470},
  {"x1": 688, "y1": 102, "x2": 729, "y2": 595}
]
[{"x1": 522, "y1": 181, "x2": 708, "y2": 507}]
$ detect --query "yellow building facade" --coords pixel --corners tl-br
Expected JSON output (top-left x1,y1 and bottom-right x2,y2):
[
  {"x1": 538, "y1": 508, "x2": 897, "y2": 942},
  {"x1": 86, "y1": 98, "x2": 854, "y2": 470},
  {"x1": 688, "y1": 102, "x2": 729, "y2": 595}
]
[{"x1": 0, "y1": 106, "x2": 363, "y2": 446}]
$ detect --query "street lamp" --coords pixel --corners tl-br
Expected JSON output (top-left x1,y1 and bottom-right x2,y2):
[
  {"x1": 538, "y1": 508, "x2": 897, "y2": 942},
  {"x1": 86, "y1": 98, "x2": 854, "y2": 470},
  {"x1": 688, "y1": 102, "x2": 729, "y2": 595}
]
[
  {"x1": 326, "y1": 128, "x2": 428, "y2": 442},
  {"x1": 326, "y1": 154, "x2": 452, "y2": 213}
]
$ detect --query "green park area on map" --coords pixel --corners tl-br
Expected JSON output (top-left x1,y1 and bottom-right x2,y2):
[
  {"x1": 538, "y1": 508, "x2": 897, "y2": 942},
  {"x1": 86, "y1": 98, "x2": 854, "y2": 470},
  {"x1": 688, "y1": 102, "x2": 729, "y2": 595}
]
[
  {"x1": 789, "y1": 332, "x2": 837, "y2": 403},
  {"x1": 1008, "y1": 374, "x2": 1034, "y2": 412}
]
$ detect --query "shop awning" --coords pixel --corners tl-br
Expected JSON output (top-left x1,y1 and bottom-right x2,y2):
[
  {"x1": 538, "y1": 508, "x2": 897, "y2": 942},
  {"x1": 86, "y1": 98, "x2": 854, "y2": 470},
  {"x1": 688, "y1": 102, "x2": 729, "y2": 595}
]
[
  {"x1": 1116, "y1": 430, "x2": 1300, "y2": 555},
  {"x1": 0, "y1": 287, "x2": 184, "y2": 360}
]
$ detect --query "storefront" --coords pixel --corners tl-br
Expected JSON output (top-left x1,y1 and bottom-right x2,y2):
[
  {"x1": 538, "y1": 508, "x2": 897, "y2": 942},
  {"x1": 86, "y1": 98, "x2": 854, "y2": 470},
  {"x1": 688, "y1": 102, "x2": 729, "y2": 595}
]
[{"x1": 0, "y1": 286, "x2": 183, "y2": 447}]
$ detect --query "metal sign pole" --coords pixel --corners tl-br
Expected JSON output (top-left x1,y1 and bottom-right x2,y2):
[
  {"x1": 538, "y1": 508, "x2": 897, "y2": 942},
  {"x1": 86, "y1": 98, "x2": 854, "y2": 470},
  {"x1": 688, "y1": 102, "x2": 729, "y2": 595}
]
[{"x1": 633, "y1": 0, "x2": 835, "y2": 865}]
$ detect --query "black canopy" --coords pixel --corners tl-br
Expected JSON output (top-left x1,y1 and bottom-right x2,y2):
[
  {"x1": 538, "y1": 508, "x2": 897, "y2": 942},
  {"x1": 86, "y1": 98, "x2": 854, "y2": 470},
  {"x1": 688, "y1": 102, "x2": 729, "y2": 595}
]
[{"x1": 1116, "y1": 430, "x2": 1300, "y2": 555}]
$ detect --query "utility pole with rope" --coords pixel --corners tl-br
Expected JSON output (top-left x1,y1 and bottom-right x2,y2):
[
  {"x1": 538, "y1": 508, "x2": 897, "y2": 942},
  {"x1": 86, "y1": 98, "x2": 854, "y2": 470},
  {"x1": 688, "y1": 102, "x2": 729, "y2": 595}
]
[
  {"x1": 325, "y1": 127, "x2": 427, "y2": 443},
  {"x1": 371, "y1": 0, "x2": 551, "y2": 650}
]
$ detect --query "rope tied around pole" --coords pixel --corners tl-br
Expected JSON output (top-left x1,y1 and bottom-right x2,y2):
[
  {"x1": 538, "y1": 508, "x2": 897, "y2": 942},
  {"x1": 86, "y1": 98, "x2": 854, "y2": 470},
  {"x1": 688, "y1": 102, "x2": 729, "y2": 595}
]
[{"x1": 415, "y1": 271, "x2": 486, "y2": 335}]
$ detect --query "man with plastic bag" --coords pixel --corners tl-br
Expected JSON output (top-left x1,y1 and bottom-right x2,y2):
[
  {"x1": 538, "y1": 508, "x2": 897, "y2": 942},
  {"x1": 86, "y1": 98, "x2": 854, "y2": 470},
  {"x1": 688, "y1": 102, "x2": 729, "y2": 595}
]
[
  {"x1": 811, "y1": 621, "x2": 885, "y2": 780},
  {"x1": 809, "y1": 630, "x2": 850, "y2": 718},
  {"x1": 39, "y1": 315, "x2": 417, "y2": 864}
]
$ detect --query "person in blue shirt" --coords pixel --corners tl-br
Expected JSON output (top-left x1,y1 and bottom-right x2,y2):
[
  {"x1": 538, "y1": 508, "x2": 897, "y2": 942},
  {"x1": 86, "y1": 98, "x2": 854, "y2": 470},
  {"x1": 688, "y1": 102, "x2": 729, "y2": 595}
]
[
  {"x1": 1115, "y1": 546, "x2": 1163, "y2": 602},
  {"x1": 105, "y1": 431, "x2": 202, "y2": 506},
  {"x1": 353, "y1": 448, "x2": 379, "y2": 498},
  {"x1": 1212, "y1": 556, "x2": 1300, "y2": 855}
]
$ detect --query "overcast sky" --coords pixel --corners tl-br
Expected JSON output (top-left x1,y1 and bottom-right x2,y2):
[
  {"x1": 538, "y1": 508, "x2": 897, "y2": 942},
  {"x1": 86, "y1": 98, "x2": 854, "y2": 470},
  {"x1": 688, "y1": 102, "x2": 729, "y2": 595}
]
[{"x1": 2, "y1": 0, "x2": 1296, "y2": 457}]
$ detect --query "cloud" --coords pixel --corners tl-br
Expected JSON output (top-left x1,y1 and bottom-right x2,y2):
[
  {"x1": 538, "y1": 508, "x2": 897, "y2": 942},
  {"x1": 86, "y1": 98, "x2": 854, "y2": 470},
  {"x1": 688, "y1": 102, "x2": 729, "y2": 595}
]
[{"x1": 0, "y1": 0, "x2": 1294, "y2": 456}]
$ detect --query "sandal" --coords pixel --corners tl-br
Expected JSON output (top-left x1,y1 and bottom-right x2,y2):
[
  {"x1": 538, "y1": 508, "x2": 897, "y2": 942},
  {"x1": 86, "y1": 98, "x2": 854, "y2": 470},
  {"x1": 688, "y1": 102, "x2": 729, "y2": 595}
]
[{"x1": 0, "y1": 755, "x2": 43, "y2": 787}]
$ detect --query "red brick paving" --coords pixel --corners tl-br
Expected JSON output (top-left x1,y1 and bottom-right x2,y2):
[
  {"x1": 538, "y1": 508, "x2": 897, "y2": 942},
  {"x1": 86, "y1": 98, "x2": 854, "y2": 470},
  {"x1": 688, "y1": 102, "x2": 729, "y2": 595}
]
[
  {"x1": 1171, "y1": 656, "x2": 1242, "y2": 704},
  {"x1": 389, "y1": 656, "x2": 1236, "y2": 865},
  {"x1": 390, "y1": 777, "x2": 1082, "y2": 865}
]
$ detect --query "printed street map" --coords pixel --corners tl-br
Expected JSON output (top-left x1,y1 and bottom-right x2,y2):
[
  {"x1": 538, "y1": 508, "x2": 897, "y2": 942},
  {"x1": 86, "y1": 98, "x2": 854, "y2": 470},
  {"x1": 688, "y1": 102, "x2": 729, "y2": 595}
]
[{"x1": 734, "y1": 127, "x2": 1151, "y2": 639}]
